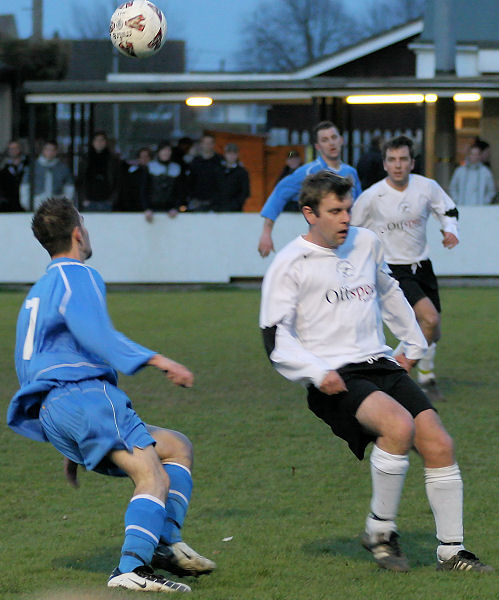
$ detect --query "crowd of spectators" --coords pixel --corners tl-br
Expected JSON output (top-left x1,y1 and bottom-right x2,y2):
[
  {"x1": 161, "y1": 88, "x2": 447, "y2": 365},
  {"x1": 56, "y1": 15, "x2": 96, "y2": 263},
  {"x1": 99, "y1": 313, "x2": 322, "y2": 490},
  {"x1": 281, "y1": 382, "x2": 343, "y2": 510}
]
[
  {"x1": 0, "y1": 133, "x2": 251, "y2": 216},
  {"x1": 1, "y1": 132, "x2": 497, "y2": 214}
]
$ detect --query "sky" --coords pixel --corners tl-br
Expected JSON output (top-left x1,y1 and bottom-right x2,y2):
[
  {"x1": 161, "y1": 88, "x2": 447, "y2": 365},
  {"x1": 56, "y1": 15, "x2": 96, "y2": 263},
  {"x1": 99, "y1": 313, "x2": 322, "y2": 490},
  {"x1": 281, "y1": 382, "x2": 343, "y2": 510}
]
[
  {"x1": 0, "y1": 0, "x2": 261, "y2": 70},
  {"x1": 0, "y1": 0, "x2": 377, "y2": 71}
]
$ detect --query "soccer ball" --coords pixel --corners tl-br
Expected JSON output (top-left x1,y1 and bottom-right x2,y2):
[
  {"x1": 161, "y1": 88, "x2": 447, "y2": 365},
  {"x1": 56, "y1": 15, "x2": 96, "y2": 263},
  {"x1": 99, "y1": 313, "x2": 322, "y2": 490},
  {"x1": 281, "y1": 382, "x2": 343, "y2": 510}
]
[{"x1": 109, "y1": 0, "x2": 167, "y2": 59}]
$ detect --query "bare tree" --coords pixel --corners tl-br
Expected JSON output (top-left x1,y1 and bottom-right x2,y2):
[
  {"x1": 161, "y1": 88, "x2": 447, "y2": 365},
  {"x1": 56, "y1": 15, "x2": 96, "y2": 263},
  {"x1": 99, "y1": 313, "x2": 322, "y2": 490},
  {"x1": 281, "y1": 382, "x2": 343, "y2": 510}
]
[
  {"x1": 237, "y1": 0, "x2": 362, "y2": 72},
  {"x1": 237, "y1": 0, "x2": 425, "y2": 72},
  {"x1": 66, "y1": 0, "x2": 119, "y2": 39},
  {"x1": 359, "y1": 0, "x2": 425, "y2": 38}
]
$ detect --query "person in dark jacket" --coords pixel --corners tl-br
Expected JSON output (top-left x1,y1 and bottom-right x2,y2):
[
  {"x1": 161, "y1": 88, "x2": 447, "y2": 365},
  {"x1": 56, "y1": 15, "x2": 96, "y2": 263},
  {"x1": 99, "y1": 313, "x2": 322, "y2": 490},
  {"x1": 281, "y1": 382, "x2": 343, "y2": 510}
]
[
  {"x1": 0, "y1": 140, "x2": 28, "y2": 212},
  {"x1": 277, "y1": 149, "x2": 303, "y2": 212},
  {"x1": 116, "y1": 147, "x2": 153, "y2": 212},
  {"x1": 145, "y1": 141, "x2": 184, "y2": 221},
  {"x1": 77, "y1": 131, "x2": 121, "y2": 211},
  {"x1": 187, "y1": 134, "x2": 223, "y2": 211},
  {"x1": 215, "y1": 143, "x2": 250, "y2": 212},
  {"x1": 356, "y1": 136, "x2": 385, "y2": 190}
]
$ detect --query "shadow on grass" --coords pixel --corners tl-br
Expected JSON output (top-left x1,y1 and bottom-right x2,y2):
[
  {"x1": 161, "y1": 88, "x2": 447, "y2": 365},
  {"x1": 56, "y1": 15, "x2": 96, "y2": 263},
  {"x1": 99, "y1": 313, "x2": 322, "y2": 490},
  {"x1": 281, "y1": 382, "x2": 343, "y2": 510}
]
[
  {"x1": 54, "y1": 545, "x2": 118, "y2": 574},
  {"x1": 302, "y1": 531, "x2": 436, "y2": 567}
]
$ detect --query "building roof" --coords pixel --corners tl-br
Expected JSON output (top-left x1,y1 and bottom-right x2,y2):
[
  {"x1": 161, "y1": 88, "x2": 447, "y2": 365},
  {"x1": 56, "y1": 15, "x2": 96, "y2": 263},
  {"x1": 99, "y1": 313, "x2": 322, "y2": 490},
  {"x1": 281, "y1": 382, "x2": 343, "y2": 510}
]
[{"x1": 22, "y1": 15, "x2": 499, "y2": 105}]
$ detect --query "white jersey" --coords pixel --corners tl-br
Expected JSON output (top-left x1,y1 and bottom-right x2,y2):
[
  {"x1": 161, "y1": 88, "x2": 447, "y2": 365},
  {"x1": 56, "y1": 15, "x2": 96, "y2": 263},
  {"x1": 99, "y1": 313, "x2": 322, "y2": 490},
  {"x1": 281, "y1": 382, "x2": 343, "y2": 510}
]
[
  {"x1": 350, "y1": 174, "x2": 459, "y2": 264},
  {"x1": 259, "y1": 228, "x2": 427, "y2": 388}
]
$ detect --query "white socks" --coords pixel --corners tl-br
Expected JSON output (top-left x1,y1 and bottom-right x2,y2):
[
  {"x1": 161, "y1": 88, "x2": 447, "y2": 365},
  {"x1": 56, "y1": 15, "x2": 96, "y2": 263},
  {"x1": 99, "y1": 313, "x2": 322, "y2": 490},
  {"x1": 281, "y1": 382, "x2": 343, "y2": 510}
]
[
  {"x1": 366, "y1": 445, "x2": 409, "y2": 539},
  {"x1": 425, "y1": 464, "x2": 465, "y2": 560},
  {"x1": 418, "y1": 342, "x2": 437, "y2": 383}
]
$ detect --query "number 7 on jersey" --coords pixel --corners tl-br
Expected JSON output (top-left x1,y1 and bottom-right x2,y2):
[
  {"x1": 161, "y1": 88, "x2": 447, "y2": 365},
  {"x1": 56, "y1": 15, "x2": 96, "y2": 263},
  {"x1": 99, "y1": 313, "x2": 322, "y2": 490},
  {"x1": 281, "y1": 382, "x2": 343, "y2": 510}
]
[{"x1": 23, "y1": 297, "x2": 40, "y2": 360}]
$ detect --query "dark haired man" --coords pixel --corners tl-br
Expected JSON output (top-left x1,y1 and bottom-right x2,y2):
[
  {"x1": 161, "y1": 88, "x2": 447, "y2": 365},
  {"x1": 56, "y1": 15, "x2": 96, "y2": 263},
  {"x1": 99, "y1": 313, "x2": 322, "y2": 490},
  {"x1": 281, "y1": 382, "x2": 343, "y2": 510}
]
[
  {"x1": 7, "y1": 198, "x2": 215, "y2": 593},
  {"x1": 77, "y1": 130, "x2": 121, "y2": 212},
  {"x1": 258, "y1": 121, "x2": 361, "y2": 257},
  {"x1": 0, "y1": 139, "x2": 29, "y2": 211},
  {"x1": 260, "y1": 171, "x2": 491, "y2": 573},
  {"x1": 351, "y1": 135, "x2": 459, "y2": 401},
  {"x1": 186, "y1": 134, "x2": 223, "y2": 212}
]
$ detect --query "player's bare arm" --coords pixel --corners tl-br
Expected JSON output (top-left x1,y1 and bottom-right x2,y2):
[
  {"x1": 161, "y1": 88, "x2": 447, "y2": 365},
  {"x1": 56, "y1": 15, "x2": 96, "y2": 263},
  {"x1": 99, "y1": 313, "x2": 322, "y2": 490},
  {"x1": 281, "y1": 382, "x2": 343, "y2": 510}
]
[
  {"x1": 148, "y1": 354, "x2": 194, "y2": 387},
  {"x1": 319, "y1": 370, "x2": 348, "y2": 395},
  {"x1": 441, "y1": 231, "x2": 459, "y2": 249},
  {"x1": 393, "y1": 353, "x2": 418, "y2": 373},
  {"x1": 258, "y1": 218, "x2": 275, "y2": 257}
]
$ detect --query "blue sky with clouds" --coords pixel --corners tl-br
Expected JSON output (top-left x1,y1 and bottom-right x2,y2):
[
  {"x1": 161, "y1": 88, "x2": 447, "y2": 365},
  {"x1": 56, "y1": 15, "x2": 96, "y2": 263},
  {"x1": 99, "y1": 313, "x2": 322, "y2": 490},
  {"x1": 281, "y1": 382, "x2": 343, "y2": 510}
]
[{"x1": 0, "y1": 0, "x2": 262, "y2": 70}]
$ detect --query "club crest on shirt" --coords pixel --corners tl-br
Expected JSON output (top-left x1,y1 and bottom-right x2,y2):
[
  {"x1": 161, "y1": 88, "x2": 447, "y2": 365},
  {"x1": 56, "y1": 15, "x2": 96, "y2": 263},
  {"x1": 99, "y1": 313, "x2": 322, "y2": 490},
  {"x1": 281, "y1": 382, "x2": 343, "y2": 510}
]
[
  {"x1": 336, "y1": 260, "x2": 354, "y2": 278},
  {"x1": 398, "y1": 201, "x2": 411, "y2": 214}
]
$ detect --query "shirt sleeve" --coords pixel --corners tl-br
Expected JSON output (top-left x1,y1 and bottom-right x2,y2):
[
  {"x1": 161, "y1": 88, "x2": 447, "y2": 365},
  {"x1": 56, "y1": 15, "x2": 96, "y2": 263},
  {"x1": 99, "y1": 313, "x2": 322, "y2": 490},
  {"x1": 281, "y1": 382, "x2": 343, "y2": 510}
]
[
  {"x1": 373, "y1": 238, "x2": 428, "y2": 360},
  {"x1": 260, "y1": 257, "x2": 331, "y2": 388},
  {"x1": 260, "y1": 166, "x2": 307, "y2": 221},
  {"x1": 349, "y1": 191, "x2": 371, "y2": 227},
  {"x1": 429, "y1": 179, "x2": 459, "y2": 238},
  {"x1": 61, "y1": 266, "x2": 156, "y2": 375}
]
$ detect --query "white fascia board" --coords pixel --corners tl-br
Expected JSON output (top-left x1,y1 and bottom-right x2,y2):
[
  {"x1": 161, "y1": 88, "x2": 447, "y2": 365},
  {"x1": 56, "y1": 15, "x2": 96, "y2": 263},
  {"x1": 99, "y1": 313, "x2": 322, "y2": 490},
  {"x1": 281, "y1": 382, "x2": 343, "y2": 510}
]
[{"x1": 25, "y1": 91, "x2": 315, "y2": 104}]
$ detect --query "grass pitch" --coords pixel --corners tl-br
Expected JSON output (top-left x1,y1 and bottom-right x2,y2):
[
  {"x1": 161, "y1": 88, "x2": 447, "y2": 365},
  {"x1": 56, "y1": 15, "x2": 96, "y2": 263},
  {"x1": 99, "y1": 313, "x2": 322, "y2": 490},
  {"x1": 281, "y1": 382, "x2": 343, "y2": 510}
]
[{"x1": 0, "y1": 287, "x2": 497, "y2": 599}]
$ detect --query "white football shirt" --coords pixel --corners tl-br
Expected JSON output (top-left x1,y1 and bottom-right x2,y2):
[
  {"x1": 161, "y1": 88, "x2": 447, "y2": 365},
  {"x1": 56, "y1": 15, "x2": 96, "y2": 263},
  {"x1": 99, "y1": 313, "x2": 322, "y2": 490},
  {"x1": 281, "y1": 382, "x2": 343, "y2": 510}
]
[
  {"x1": 260, "y1": 227, "x2": 427, "y2": 388},
  {"x1": 350, "y1": 174, "x2": 459, "y2": 264}
]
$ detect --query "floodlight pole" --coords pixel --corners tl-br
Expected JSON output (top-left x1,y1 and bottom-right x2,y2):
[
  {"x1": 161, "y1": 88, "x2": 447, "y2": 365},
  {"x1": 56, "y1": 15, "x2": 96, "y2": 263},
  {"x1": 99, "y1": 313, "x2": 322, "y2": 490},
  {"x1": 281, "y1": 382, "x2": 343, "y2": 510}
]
[{"x1": 32, "y1": 0, "x2": 43, "y2": 41}]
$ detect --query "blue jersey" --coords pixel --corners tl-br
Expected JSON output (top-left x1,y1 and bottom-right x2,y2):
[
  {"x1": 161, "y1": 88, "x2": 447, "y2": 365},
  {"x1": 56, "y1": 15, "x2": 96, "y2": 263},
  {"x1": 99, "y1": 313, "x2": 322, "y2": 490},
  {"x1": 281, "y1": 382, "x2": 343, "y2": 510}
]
[
  {"x1": 8, "y1": 258, "x2": 155, "y2": 442},
  {"x1": 260, "y1": 156, "x2": 362, "y2": 221}
]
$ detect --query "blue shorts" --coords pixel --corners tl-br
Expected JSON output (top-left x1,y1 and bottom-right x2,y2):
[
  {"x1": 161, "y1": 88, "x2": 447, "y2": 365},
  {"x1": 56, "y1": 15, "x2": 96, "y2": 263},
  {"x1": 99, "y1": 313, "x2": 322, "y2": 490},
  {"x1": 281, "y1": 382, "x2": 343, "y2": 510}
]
[{"x1": 39, "y1": 379, "x2": 155, "y2": 476}]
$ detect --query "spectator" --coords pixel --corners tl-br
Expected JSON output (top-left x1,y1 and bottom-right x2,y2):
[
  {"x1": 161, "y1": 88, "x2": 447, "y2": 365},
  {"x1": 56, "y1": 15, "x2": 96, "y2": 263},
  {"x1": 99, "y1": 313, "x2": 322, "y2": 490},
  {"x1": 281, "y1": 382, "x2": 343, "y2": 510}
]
[
  {"x1": 214, "y1": 143, "x2": 250, "y2": 212},
  {"x1": 187, "y1": 134, "x2": 223, "y2": 211},
  {"x1": 20, "y1": 141, "x2": 74, "y2": 211},
  {"x1": 145, "y1": 141, "x2": 184, "y2": 221},
  {"x1": 356, "y1": 136, "x2": 385, "y2": 190},
  {"x1": 449, "y1": 144, "x2": 495, "y2": 206},
  {"x1": 277, "y1": 150, "x2": 303, "y2": 212},
  {"x1": 277, "y1": 149, "x2": 302, "y2": 183},
  {"x1": 172, "y1": 136, "x2": 194, "y2": 169},
  {"x1": 474, "y1": 137, "x2": 491, "y2": 168},
  {"x1": 0, "y1": 139, "x2": 28, "y2": 212},
  {"x1": 116, "y1": 147, "x2": 153, "y2": 212},
  {"x1": 77, "y1": 131, "x2": 121, "y2": 212}
]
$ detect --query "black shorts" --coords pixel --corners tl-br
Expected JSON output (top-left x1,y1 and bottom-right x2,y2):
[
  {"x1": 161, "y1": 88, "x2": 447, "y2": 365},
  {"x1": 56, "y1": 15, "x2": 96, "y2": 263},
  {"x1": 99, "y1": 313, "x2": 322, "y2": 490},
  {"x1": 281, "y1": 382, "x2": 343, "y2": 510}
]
[
  {"x1": 307, "y1": 358, "x2": 434, "y2": 461},
  {"x1": 388, "y1": 260, "x2": 441, "y2": 313}
]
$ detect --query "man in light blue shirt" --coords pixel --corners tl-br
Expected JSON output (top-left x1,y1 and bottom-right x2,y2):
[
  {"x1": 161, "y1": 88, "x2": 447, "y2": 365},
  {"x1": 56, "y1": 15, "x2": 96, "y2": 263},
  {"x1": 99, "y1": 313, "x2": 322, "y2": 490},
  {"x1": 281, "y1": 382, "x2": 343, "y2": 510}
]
[
  {"x1": 8, "y1": 197, "x2": 215, "y2": 593},
  {"x1": 258, "y1": 121, "x2": 362, "y2": 257}
]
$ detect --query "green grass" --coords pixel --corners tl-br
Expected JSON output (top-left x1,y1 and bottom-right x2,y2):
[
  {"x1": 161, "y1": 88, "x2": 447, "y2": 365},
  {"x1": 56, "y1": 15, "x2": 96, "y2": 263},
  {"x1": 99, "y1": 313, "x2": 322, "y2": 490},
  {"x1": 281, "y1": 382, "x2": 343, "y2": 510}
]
[{"x1": 0, "y1": 287, "x2": 498, "y2": 599}]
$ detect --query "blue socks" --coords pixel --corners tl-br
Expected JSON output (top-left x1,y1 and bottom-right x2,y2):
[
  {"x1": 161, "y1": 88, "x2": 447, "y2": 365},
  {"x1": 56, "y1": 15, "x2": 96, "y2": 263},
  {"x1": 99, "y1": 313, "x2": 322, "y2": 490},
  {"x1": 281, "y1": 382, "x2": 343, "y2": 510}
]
[
  {"x1": 161, "y1": 463, "x2": 193, "y2": 544},
  {"x1": 119, "y1": 494, "x2": 166, "y2": 573}
]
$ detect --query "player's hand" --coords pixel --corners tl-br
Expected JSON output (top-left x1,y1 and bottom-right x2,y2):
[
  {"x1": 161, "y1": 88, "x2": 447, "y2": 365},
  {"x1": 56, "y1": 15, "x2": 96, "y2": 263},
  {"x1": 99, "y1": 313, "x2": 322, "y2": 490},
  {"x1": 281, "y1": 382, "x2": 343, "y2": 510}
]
[
  {"x1": 319, "y1": 370, "x2": 348, "y2": 395},
  {"x1": 394, "y1": 353, "x2": 417, "y2": 373},
  {"x1": 64, "y1": 457, "x2": 79, "y2": 488},
  {"x1": 148, "y1": 354, "x2": 194, "y2": 388},
  {"x1": 441, "y1": 231, "x2": 458, "y2": 249},
  {"x1": 258, "y1": 231, "x2": 274, "y2": 257}
]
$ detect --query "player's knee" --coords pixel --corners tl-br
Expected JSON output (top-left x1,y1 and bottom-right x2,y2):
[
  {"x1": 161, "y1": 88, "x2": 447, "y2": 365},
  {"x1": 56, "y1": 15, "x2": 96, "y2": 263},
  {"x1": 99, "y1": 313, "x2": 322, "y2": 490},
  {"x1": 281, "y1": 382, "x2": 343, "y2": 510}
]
[
  {"x1": 175, "y1": 432, "x2": 193, "y2": 467},
  {"x1": 428, "y1": 431, "x2": 455, "y2": 465},
  {"x1": 153, "y1": 428, "x2": 193, "y2": 468},
  {"x1": 388, "y1": 414, "x2": 415, "y2": 452},
  {"x1": 422, "y1": 311, "x2": 440, "y2": 334}
]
